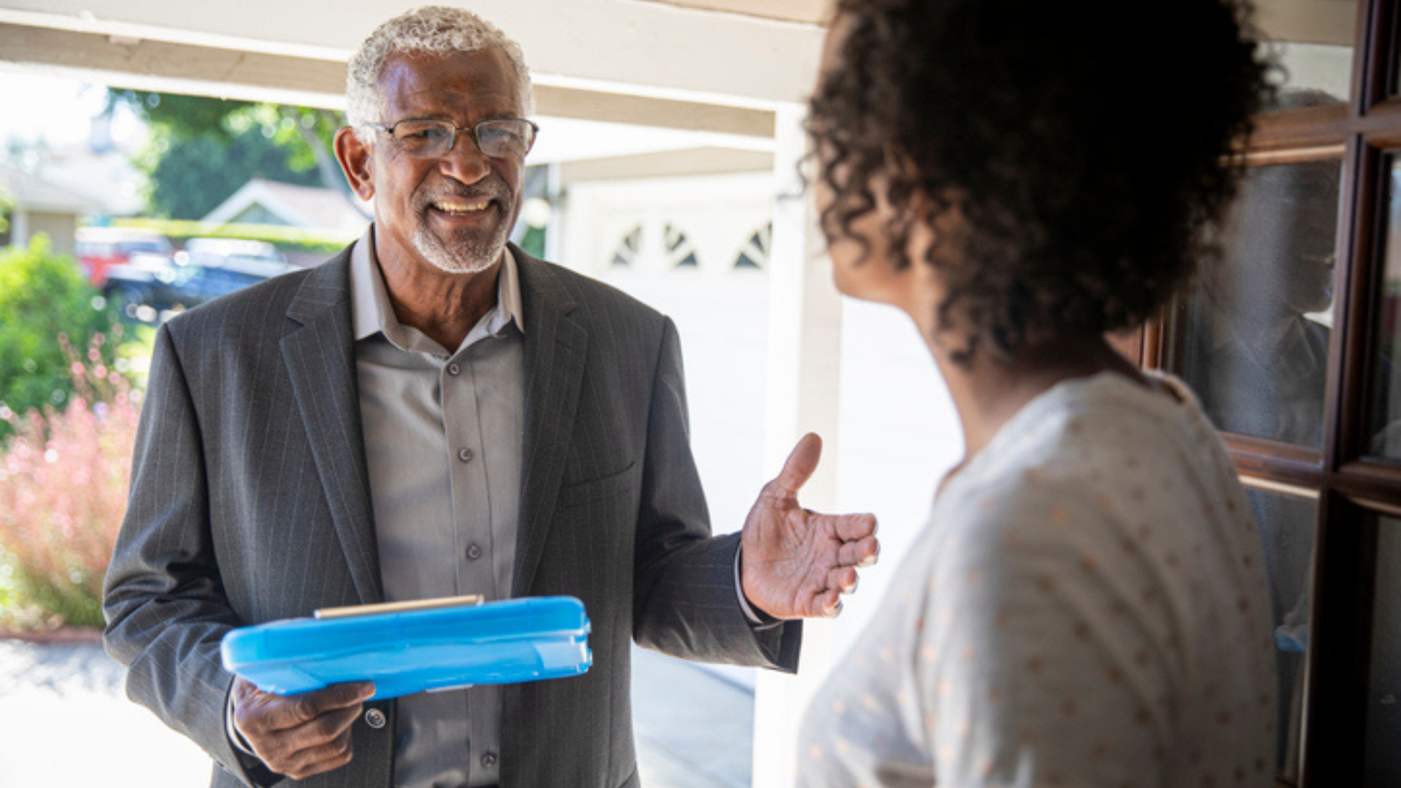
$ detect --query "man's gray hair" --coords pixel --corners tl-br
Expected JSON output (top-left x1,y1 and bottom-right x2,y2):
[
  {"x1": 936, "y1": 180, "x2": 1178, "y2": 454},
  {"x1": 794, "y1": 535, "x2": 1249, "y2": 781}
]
[{"x1": 345, "y1": 6, "x2": 534, "y2": 135}]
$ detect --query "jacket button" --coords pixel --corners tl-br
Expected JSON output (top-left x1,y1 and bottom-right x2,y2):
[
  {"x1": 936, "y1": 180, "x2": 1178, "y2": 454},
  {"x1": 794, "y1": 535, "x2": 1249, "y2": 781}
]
[
  {"x1": 364, "y1": 708, "x2": 387, "y2": 729},
  {"x1": 481, "y1": 751, "x2": 497, "y2": 768}
]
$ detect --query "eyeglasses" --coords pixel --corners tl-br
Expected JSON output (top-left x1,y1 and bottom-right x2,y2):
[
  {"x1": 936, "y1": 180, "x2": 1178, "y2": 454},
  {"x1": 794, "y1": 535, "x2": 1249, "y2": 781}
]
[{"x1": 367, "y1": 118, "x2": 538, "y2": 159}]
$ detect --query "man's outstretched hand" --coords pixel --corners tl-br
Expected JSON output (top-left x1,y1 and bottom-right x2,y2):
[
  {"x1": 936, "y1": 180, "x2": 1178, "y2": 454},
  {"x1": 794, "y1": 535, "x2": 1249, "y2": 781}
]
[{"x1": 740, "y1": 433, "x2": 878, "y2": 619}]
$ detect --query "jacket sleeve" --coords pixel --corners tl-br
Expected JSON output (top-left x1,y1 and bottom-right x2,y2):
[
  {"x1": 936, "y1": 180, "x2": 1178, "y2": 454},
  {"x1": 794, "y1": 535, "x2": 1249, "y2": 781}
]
[
  {"x1": 102, "y1": 324, "x2": 278, "y2": 788},
  {"x1": 630, "y1": 316, "x2": 801, "y2": 671}
]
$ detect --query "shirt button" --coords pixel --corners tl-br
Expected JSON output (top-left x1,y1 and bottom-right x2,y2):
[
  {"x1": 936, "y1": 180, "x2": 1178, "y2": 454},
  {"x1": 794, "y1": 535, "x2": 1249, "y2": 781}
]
[
  {"x1": 481, "y1": 751, "x2": 497, "y2": 768},
  {"x1": 447, "y1": 363, "x2": 461, "y2": 376},
  {"x1": 364, "y1": 708, "x2": 387, "y2": 729},
  {"x1": 467, "y1": 543, "x2": 482, "y2": 560},
  {"x1": 458, "y1": 448, "x2": 473, "y2": 463}
]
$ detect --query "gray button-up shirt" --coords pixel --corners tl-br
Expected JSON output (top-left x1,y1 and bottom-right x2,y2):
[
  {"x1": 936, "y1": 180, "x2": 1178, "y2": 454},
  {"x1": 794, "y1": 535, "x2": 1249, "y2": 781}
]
[{"x1": 351, "y1": 229, "x2": 524, "y2": 788}]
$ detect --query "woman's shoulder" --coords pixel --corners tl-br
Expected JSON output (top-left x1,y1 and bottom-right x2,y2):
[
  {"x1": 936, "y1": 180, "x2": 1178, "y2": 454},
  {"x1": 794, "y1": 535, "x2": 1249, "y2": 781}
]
[
  {"x1": 948, "y1": 371, "x2": 1236, "y2": 516},
  {"x1": 933, "y1": 458, "x2": 1123, "y2": 579}
]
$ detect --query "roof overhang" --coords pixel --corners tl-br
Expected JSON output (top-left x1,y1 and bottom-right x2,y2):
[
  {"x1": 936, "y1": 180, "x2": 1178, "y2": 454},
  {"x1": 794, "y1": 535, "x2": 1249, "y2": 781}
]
[{"x1": 0, "y1": 0, "x2": 827, "y2": 135}]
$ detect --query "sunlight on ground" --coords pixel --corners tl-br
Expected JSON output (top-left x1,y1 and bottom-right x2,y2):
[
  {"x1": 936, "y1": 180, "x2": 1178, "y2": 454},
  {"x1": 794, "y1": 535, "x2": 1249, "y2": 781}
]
[
  {"x1": 0, "y1": 642, "x2": 209, "y2": 787},
  {"x1": 0, "y1": 640, "x2": 752, "y2": 788}
]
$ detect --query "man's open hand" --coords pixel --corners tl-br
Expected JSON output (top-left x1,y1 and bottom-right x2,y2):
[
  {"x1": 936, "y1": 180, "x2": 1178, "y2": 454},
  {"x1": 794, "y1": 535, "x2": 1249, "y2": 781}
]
[
  {"x1": 232, "y1": 677, "x2": 375, "y2": 780},
  {"x1": 740, "y1": 433, "x2": 878, "y2": 619}
]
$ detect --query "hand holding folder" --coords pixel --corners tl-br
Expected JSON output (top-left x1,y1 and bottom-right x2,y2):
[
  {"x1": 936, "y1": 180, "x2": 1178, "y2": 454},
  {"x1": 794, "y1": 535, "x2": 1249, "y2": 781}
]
[
  {"x1": 221, "y1": 595, "x2": 592, "y2": 700},
  {"x1": 221, "y1": 596, "x2": 591, "y2": 779}
]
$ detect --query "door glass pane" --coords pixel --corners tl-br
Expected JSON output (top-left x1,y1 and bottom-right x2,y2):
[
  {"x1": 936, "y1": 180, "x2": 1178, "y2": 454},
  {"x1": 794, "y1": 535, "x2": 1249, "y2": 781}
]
[
  {"x1": 1365, "y1": 516, "x2": 1401, "y2": 786},
  {"x1": 1251, "y1": 0, "x2": 1355, "y2": 102},
  {"x1": 1247, "y1": 487, "x2": 1317, "y2": 781},
  {"x1": 1170, "y1": 159, "x2": 1342, "y2": 446},
  {"x1": 1366, "y1": 161, "x2": 1401, "y2": 458}
]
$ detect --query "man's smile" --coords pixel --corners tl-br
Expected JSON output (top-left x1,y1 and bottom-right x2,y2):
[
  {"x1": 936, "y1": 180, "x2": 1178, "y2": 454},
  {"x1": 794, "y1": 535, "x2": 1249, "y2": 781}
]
[{"x1": 430, "y1": 197, "x2": 493, "y2": 215}]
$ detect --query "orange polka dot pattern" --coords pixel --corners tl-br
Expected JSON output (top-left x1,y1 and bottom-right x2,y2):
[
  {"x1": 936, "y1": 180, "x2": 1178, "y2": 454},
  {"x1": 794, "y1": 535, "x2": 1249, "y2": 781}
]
[{"x1": 797, "y1": 373, "x2": 1276, "y2": 788}]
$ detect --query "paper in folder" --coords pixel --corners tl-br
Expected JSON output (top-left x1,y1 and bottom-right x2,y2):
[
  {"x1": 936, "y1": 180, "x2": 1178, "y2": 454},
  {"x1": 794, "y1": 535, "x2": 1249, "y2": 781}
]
[{"x1": 220, "y1": 595, "x2": 591, "y2": 701}]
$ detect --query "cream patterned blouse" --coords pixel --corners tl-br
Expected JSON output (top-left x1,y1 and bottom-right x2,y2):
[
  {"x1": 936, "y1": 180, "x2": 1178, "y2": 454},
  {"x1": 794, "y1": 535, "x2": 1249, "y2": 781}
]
[{"x1": 799, "y1": 372, "x2": 1277, "y2": 788}]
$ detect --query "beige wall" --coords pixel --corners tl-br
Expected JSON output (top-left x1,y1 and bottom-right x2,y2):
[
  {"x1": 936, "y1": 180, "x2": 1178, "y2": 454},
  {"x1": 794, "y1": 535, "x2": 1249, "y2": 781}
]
[{"x1": 25, "y1": 210, "x2": 79, "y2": 256}]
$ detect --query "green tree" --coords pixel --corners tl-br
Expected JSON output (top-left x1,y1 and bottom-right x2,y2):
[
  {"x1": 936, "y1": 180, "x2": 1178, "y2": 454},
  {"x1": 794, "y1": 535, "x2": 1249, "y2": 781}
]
[
  {"x1": 0, "y1": 236, "x2": 122, "y2": 437},
  {"x1": 137, "y1": 123, "x2": 322, "y2": 219},
  {"x1": 109, "y1": 91, "x2": 348, "y2": 219}
]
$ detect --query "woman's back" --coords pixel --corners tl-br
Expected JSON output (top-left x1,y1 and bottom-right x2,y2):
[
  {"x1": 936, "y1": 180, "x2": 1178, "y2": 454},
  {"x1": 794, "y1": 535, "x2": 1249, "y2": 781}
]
[{"x1": 800, "y1": 371, "x2": 1275, "y2": 787}]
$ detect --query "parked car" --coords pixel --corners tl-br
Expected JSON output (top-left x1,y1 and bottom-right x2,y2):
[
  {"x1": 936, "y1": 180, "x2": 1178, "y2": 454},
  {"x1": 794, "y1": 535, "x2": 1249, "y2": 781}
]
[
  {"x1": 75, "y1": 227, "x2": 173, "y2": 287},
  {"x1": 103, "y1": 237, "x2": 297, "y2": 324},
  {"x1": 177, "y1": 237, "x2": 287, "y2": 268}
]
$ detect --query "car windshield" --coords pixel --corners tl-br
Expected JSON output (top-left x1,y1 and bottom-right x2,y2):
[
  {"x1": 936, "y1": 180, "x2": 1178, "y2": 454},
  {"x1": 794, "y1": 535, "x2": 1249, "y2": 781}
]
[
  {"x1": 184, "y1": 239, "x2": 281, "y2": 262},
  {"x1": 116, "y1": 240, "x2": 172, "y2": 255}
]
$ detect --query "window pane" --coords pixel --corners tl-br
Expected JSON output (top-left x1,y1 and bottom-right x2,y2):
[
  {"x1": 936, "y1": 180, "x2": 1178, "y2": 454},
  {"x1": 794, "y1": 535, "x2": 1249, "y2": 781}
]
[
  {"x1": 1366, "y1": 161, "x2": 1401, "y2": 458},
  {"x1": 1247, "y1": 487, "x2": 1316, "y2": 780},
  {"x1": 1251, "y1": 0, "x2": 1356, "y2": 103},
  {"x1": 1366, "y1": 516, "x2": 1401, "y2": 786},
  {"x1": 1170, "y1": 160, "x2": 1342, "y2": 447}
]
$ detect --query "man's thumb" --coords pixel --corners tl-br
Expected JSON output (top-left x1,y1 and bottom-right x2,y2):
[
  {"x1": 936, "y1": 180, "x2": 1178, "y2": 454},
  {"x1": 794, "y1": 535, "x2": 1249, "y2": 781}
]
[{"x1": 774, "y1": 432, "x2": 822, "y2": 493}]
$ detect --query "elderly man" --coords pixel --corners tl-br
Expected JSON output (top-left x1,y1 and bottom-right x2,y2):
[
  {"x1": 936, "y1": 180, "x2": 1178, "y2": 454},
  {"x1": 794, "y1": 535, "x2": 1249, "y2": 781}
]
[{"x1": 102, "y1": 6, "x2": 877, "y2": 788}]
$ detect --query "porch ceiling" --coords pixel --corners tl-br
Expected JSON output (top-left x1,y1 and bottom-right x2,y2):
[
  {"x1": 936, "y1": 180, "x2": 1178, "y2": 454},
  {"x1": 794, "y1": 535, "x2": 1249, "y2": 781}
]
[
  {"x1": 637, "y1": 0, "x2": 829, "y2": 25},
  {"x1": 0, "y1": 0, "x2": 826, "y2": 116}
]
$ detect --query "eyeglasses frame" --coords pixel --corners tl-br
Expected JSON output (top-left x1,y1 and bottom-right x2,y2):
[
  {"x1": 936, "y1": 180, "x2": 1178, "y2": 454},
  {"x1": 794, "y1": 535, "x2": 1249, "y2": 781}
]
[{"x1": 365, "y1": 117, "x2": 540, "y2": 159}]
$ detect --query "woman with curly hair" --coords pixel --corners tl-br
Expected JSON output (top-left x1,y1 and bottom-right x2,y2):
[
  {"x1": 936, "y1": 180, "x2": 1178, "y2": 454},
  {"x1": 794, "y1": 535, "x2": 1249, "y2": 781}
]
[{"x1": 798, "y1": 1, "x2": 1278, "y2": 786}]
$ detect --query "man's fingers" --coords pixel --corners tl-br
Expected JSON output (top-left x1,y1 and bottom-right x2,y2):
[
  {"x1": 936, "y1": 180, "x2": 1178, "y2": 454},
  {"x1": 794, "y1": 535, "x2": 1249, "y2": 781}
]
[
  {"x1": 292, "y1": 703, "x2": 363, "y2": 745},
  {"x1": 829, "y1": 566, "x2": 858, "y2": 595},
  {"x1": 856, "y1": 542, "x2": 879, "y2": 568},
  {"x1": 312, "y1": 681, "x2": 377, "y2": 712},
  {"x1": 242, "y1": 701, "x2": 360, "y2": 752},
  {"x1": 831, "y1": 512, "x2": 877, "y2": 541},
  {"x1": 272, "y1": 682, "x2": 376, "y2": 730},
  {"x1": 770, "y1": 432, "x2": 823, "y2": 496},
  {"x1": 282, "y1": 729, "x2": 356, "y2": 780},
  {"x1": 815, "y1": 587, "x2": 843, "y2": 618},
  {"x1": 244, "y1": 703, "x2": 363, "y2": 777},
  {"x1": 838, "y1": 535, "x2": 879, "y2": 568}
]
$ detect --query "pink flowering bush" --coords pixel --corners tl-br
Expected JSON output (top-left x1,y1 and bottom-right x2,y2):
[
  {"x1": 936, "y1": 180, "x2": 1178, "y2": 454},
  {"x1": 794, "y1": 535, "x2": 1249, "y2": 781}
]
[{"x1": 0, "y1": 330, "x2": 141, "y2": 629}]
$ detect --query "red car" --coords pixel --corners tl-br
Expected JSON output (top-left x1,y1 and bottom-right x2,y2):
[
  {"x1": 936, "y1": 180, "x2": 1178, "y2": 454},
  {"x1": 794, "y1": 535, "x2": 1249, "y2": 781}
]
[{"x1": 75, "y1": 228, "x2": 173, "y2": 287}]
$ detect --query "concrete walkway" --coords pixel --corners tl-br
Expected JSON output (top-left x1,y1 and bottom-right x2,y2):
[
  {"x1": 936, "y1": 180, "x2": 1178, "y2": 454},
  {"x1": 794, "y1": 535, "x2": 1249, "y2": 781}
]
[{"x1": 0, "y1": 639, "x2": 752, "y2": 787}]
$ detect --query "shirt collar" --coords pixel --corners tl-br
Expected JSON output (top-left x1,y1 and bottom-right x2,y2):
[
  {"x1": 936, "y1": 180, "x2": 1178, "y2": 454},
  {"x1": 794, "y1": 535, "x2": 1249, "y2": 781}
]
[{"x1": 349, "y1": 225, "x2": 526, "y2": 349}]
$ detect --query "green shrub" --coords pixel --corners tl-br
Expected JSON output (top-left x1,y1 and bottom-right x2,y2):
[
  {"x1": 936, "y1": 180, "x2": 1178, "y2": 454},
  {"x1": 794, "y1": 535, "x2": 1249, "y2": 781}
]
[{"x1": 0, "y1": 236, "x2": 124, "y2": 439}]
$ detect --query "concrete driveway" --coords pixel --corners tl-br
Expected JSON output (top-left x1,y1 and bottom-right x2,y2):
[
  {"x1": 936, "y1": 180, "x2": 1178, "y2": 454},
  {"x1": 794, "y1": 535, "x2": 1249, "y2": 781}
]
[{"x1": 0, "y1": 638, "x2": 753, "y2": 787}]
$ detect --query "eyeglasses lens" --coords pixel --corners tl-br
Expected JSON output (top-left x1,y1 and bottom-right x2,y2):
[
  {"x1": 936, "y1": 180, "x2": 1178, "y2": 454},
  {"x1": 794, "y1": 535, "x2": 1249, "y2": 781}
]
[
  {"x1": 389, "y1": 120, "x2": 533, "y2": 159},
  {"x1": 476, "y1": 121, "x2": 533, "y2": 158},
  {"x1": 390, "y1": 121, "x2": 454, "y2": 157}
]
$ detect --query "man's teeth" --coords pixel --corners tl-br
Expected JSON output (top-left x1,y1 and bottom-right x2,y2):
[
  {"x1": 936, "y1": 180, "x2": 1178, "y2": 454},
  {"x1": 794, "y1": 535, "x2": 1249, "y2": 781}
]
[{"x1": 433, "y1": 199, "x2": 491, "y2": 215}]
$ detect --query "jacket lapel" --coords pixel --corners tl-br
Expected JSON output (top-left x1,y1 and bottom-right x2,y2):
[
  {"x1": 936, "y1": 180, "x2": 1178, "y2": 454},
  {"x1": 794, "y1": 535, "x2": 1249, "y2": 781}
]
[
  {"x1": 280, "y1": 249, "x2": 383, "y2": 605},
  {"x1": 512, "y1": 247, "x2": 588, "y2": 596}
]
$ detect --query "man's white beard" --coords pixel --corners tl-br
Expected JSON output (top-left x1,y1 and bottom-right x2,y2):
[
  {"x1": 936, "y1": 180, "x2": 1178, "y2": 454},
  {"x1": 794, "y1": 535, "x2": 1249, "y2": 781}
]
[{"x1": 411, "y1": 220, "x2": 509, "y2": 275}]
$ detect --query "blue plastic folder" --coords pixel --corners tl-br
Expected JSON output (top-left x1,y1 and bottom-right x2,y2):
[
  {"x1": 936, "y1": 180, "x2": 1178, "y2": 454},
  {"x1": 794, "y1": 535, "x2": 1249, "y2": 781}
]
[{"x1": 220, "y1": 596, "x2": 592, "y2": 701}]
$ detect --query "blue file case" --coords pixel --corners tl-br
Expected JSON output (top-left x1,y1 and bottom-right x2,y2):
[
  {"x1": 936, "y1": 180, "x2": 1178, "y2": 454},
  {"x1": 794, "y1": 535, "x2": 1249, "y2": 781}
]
[{"x1": 221, "y1": 596, "x2": 591, "y2": 700}]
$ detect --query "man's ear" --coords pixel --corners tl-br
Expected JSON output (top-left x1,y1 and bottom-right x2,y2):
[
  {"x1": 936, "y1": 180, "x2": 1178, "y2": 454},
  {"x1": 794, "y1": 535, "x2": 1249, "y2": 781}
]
[{"x1": 334, "y1": 127, "x2": 376, "y2": 201}]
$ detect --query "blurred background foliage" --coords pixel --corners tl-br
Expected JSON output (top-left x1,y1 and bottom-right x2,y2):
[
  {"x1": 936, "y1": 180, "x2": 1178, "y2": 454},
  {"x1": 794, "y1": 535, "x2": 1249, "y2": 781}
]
[
  {"x1": 0, "y1": 237, "x2": 146, "y2": 630},
  {"x1": 0, "y1": 237, "x2": 128, "y2": 441},
  {"x1": 0, "y1": 330, "x2": 140, "y2": 630},
  {"x1": 106, "y1": 90, "x2": 347, "y2": 220}
]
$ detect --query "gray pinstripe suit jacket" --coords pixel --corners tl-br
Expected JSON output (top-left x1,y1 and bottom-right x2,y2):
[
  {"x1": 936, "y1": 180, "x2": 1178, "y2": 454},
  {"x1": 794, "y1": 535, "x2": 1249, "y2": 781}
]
[{"x1": 103, "y1": 240, "x2": 801, "y2": 788}]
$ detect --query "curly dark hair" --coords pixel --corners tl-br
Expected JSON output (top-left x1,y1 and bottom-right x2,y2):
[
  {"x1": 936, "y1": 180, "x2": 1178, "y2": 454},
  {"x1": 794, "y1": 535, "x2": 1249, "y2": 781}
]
[{"x1": 809, "y1": 0, "x2": 1274, "y2": 364}]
